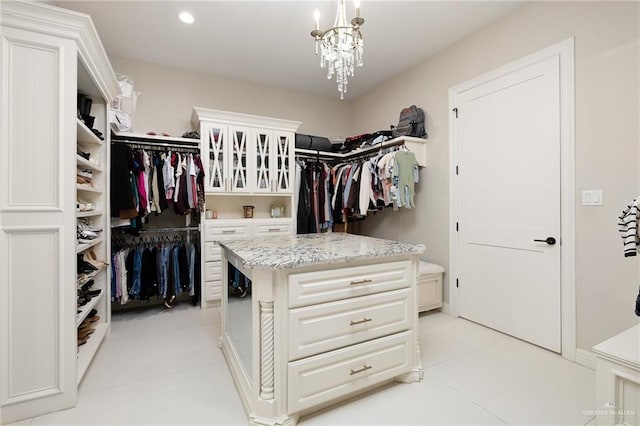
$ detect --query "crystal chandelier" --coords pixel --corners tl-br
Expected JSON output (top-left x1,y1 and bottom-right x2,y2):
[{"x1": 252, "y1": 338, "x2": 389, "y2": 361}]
[{"x1": 311, "y1": 0, "x2": 364, "y2": 100}]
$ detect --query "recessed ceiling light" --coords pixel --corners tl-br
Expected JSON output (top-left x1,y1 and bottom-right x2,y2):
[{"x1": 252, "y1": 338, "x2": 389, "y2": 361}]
[{"x1": 179, "y1": 12, "x2": 194, "y2": 24}]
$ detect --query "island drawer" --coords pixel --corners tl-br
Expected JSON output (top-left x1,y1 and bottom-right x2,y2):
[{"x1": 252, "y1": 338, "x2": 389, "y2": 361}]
[
  {"x1": 287, "y1": 330, "x2": 413, "y2": 413},
  {"x1": 288, "y1": 288, "x2": 412, "y2": 360},
  {"x1": 203, "y1": 220, "x2": 250, "y2": 241},
  {"x1": 288, "y1": 260, "x2": 413, "y2": 308}
]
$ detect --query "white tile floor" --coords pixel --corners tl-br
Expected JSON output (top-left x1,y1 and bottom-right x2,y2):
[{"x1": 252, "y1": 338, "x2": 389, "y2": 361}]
[{"x1": 14, "y1": 305, "x2": 597, "y2": 425}]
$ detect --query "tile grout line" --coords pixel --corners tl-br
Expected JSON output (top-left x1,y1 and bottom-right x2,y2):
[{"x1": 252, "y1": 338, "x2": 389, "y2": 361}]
[
  {"x1": 427, "y1": 372, "x2": 510, "y2": 425},
  {"x1": 78, "y1": 358, "x2": 225, "y2": 397}
]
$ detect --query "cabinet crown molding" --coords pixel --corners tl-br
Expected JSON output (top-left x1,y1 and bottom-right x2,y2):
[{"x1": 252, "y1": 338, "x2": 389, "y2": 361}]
[
  {"x1": 192, "y1": 107, "x2": 302, "y2": 132},
  {"x1": 1, "y1": 0, "x2": 119, "y2": 102}
]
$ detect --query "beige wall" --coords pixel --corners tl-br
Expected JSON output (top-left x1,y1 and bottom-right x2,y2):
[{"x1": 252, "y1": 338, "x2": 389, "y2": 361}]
[
  {"x1": 109, "y1": 57, "x2": 353, "y2": 138},
  {"x1": 109, "y1": 1, "x2": 639, "y2": 352},
  {"x1": 356, "y1": 1, "x2": 640, "y2": 351}
]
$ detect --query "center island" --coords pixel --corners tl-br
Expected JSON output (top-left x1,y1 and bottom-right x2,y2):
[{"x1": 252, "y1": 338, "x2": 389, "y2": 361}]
[{"x1": 218, "y1": 233, "x2": 425, "y2": 426}]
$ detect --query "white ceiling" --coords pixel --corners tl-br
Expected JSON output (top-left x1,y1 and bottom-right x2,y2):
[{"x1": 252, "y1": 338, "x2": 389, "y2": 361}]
[{"x1": 54, "y1": 1, "x2": 524, "y2": 100}]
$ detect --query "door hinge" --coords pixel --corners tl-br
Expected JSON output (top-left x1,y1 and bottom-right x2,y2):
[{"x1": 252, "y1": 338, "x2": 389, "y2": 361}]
[
  {"x1": 456, "y1": 222, "x2": 459, "y2": 232},
  {"x1": 456, "y1": 278, "x2": 459, "y2": 288},
  {"x1": 452, "y1": 107, "x2": 458, "y2": 118},
  {"x1": 456, "y1": 165, "x2": 459, "y2": 175}
]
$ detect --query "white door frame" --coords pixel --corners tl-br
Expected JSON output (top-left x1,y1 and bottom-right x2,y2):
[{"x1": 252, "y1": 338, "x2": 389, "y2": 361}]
[{"x1": 448, "y1": 38, "x2": 576, "y2": 361}]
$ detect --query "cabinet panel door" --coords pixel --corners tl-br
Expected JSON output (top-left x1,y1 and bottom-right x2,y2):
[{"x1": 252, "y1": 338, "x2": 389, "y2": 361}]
[
  {"x1": 229, "y1": 127, "x2": 249, "y2": 192},
  {"x1": 1, "y1": 27, "x2": 77, "y2": 423},
  {"x1": 204, "y1": 124, "x2": 228, "y2": 192},
  {"x1": 273, "y1": 132, "x2": 293, "y2": 193},
  {"x1": 288, "y1": 260, "x2": 412, "y2": 308},
  {"x1": 289, "y1": 288, "x2": 412, "y2": 360},
  {"x1": 288, "y1": 331, "x2": 412, "y2": 413},
  {"x1": 253, "y1": 129, "x2": 272, "y2": 193}
]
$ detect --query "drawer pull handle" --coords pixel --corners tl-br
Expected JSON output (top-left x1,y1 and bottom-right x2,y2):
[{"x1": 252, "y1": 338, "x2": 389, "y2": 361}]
[
  {"x1": 349, "y1": 317, "x2": 372, "y2": 326},
  {"x1": 268, "y1": 228, "x2": 280, "y2": 232},
  {"x1": 350, "y1": 279, "x2": 372, "y2": 286},
  {"x1": 222, "y1": 230, "x2": 236, "y2": 234},
  {"x1": 349, "y1": 365, "x2": 372, "y2": 375}
]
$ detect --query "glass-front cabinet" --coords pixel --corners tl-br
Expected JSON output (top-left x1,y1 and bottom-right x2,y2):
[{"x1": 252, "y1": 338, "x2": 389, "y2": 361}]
[
  {"x1": 274, "y1": 132, "x2": 293, "y2": 193},
  {"x1": 206, "y1": 125, "x2": 227, "y2": 192},
  {"x1": 229, "y1": 127, "x2": 249, "y2": 192},
  {"x1": 195, "y1": 108, "x2": 300, "y2": 195}
]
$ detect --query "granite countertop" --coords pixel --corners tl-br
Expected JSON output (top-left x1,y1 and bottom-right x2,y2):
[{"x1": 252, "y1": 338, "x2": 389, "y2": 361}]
[{"x1": 218, "y1": 233, "x2": 425, "y2": 270}]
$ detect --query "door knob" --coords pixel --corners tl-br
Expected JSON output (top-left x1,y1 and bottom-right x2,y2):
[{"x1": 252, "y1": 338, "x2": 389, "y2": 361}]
[{"x1": 534, "y1": 237, "x2": 556, "y2": 245}]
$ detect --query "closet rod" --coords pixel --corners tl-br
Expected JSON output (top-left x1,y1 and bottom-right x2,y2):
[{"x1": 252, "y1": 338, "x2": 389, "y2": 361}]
[
  {"x1": 111, "y1": 139, "x2": 200, "y2": 150},
  {"x1": 139, "y1": 227, "x2": 199, "y2": 233},
  {"x1": 113, "y1": 226, "x2": 200, "y2": 234},
  {"x1": 295, "y1": 138, "x2": 406, "y2": 162}
]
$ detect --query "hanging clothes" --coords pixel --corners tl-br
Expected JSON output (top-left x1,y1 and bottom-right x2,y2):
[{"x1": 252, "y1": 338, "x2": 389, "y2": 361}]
[
  {"x1": 111, "y1": 237, "x2": 201, "y2": 306},
  {"x1": 296, "y1": 145, "x2": 420, "y2": 234},
  {"x1": 110, "y1": 145, "x2": 206, "y2": 234}
]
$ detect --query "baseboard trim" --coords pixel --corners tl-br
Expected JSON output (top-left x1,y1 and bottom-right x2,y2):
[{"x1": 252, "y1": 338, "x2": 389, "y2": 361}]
[
  {"x1": 442, "y1": 302, "x2": 451, "y2": 315},
  {"x1": 576, "y1": 348, "x2": 596, "y2": 370}
]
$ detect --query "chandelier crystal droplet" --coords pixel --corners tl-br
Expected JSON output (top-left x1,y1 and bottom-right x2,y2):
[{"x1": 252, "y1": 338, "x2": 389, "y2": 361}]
[{"x1": 311, "y1": 0, "x2": 364, "y2": 100}]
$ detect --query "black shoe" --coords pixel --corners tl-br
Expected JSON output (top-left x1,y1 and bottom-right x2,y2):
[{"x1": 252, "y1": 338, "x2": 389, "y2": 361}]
[
  {"x1": 80, "y1": 260, "x2": 98, "y2": 272},
  {"x1": 80, "y1": 279, "x2": 95, "y2": 291},
  {"x1": 635, "y1": 290, "x2": 640, "y2": 316}
]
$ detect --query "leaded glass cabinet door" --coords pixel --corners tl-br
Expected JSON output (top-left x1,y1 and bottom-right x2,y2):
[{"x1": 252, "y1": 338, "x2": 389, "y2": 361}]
[
  {"x1": 206, "y1": 124, "x2": 227, "y2": 192},
  {"x1": 229, "y1": 127, "x2": 249, "y2": 192},
  {"x1": 253, "y1": 130, "x2": 272, "y2": 193},
  {"x1": 273, "y1": 131, "x2": 293, "y2": 193}
]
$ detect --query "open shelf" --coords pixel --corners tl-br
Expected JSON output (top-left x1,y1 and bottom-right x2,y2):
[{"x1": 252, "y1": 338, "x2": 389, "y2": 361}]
[
  {"x1": 77, "y1": 118, "x2": 104, "y2": 146},
  {"x1": 76, "y1": 237, "x2": 104, "y2": 253},
  {"x1": 77, "y1": 264, "x2": 107, "y2": 287},
  {"x1": 112, "y1": 130, "x2": 200, "y2": 146},
  {"x1": 76, "y1": 155, "x2": 103, "y2": 172},
  {"x1": 76, "y1": 322, "x2": 108, "y2": 385},
  {"x1": 77, "y1": 184, "x2": 103, "y2": 193},
  {"x1": 76, "y1": 288, "x2": 105, "y2": 327},
  {"x1": 76, "y1": 209, "x2": 104, "y2": 218}
]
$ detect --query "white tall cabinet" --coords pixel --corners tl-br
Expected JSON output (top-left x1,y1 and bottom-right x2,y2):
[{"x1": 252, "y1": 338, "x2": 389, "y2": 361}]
[
  {"x1": 192, "y1": 108, "x2": 301, "y2": 308},
  {"x1": 0, "y1": 1, "x2": 118, "y2": 423}
]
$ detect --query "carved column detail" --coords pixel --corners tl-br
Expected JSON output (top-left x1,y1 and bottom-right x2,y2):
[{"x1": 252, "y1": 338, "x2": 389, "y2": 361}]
[{"x1": 259, "y1": 301, "x2": 275, "y2": 400}]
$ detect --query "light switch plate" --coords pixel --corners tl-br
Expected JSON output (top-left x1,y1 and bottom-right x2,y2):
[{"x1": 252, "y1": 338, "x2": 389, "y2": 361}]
[{"x1": 582, "y1": 190, "x2": 603, "y2": 206}]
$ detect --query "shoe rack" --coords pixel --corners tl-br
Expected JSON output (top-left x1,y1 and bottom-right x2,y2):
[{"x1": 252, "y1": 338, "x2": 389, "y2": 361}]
[{"x1": 75, "y1": 61, "x2": 112, "y2": 384}]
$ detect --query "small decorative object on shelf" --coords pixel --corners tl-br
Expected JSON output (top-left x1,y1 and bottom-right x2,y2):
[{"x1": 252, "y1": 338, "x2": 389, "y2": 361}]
[
  {"x1": 243, "y1": 205, "x2": 255, "y2": 218},
  {"x1": 270, "y1": 204, "x2": 285, "y2": 218}
]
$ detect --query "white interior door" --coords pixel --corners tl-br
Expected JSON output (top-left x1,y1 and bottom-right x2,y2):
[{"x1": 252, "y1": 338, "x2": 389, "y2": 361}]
[{"x1": 456, "y1": 55, "x2": 561, "y2": 352}]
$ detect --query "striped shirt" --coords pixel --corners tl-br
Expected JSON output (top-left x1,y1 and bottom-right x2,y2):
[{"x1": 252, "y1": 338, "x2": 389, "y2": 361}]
[{"x1": 618, "y1": 199, "x2": 640, "y2": 257}]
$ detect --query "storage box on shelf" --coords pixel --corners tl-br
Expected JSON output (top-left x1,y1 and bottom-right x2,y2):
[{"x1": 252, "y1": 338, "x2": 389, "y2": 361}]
[{"x1": 0, "y1": 2, "x2": 118, "y2": 423}]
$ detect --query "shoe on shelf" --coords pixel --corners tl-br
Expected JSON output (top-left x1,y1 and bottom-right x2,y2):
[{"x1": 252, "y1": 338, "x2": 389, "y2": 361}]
[
  {"x1": 76, "y1": 175, "x2": 91, "y2": 185},
  {"x1": 78, "y1": 150, "x2": 91, "y2": 160},
  {"x1": 76, "y1": 199, "x2": 94, "y2": 212},
  {"x1": 78, "y1": 218, "x2": 102, "y2": 233},
  {"x1": 79, "y1": 279, "x2": 94, "y2": 291},
  {"x1": 77, "y1": 169, "x2": 93, "y2": 179}
]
